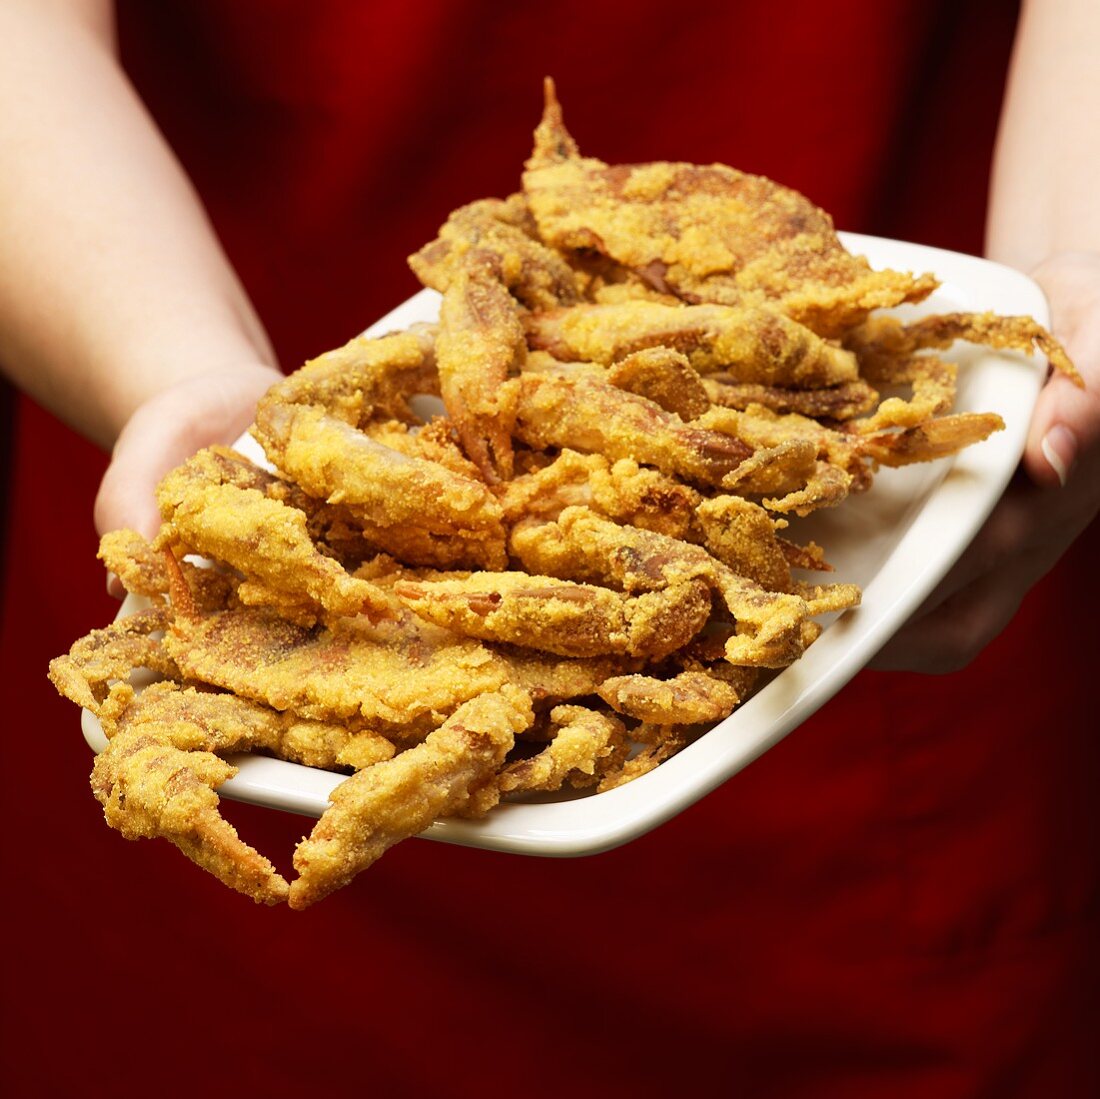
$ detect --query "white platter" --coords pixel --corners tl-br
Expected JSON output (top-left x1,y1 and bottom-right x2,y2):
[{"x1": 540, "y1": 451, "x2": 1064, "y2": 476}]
[{"x1": 82, "y1": 233, "x2": 1051, "y2": 857}]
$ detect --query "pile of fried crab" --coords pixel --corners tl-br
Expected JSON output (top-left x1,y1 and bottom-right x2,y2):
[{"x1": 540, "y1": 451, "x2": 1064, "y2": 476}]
[{"x1": 50, "y1": 82, "x2": 1079, "y2": 908}]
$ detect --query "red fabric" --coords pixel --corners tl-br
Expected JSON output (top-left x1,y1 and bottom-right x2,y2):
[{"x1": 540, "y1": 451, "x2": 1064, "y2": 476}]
[{"x1": 2, "y1": 2, "x2": 1097, "y2": 1095}]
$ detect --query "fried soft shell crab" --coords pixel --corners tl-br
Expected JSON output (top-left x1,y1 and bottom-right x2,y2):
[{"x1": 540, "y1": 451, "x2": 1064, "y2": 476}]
[{"x1": 49, "y1": 80, "x2": 1079, "y2": 908}]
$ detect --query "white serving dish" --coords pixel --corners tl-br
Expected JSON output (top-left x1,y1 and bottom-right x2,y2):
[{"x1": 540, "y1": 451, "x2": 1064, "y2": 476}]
[{"x1": 83, "y1": 233, "x2": 1051, "y2": 857}]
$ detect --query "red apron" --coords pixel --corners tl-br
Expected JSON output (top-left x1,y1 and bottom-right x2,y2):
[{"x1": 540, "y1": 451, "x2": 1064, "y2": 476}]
[{"x1": 2, "y1": 2, "x2": 1096, "y2": 1094}]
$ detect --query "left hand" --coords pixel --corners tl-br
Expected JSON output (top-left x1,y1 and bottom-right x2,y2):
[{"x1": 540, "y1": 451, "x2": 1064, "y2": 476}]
[{"x1": 871, "y1": 251, "x2": 1100, "y2": 673}]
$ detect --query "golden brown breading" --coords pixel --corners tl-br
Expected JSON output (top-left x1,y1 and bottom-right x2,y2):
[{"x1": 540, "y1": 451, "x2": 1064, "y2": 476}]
[
  {"x1": 253, "y1": 402, "x2": 508, "y2": 569},
  {"x1": 393, "y1": 571, "x2": 712, "y2": 660},
  {"x1": 464, "y1": 704, "x2": 629, "y2": 816},
  {"x1": 606, "y1": 346, "x2": 711, "y2": 420},
  {"x1": 704, "y1": 376, "x2": 880, "y2": 421},
  {"x1": 164, "y1": 605, "x2": 513, "y2": 733},
  {"x1": 409, "y1": 193, "x2": 583, "y2": 310},
  {"x1": 103, "y1": 681, "x2": 395, "y2": 770},
  {"x1": 98, "y1": 528, "x2": 235, "y2": 610},
  {"x1": 91, "y1": 682, "x2": 297, "y2": 905},
  {"x1": 526, "y1": 300, "x2": 859, "y2": 386},
  {"x1": 289, "y1": 687, "x2": 534, "y2": 909},
  {"x1": 596, "y1": 727, "x2": 692, "y2": 792},
  {"x1": 846, "y1": 311, "x2": 1080, "y2": 385},
  {"x1": 48, "y1": 607, "x2": 177, "y2": 712},
  {"x1": 523, "y1": 79, "x2": 936, "y2": 334},
  {"x1": 693, "y1": 495, "x2": 792, "y2": 592},
  {"x1": 157, "y1": 447, "x2": 396, "y2": 623},
  {"x1": 514, "y1": 373, "x2": 752, "y2": 487},
  {"x1": 597, "y1": 669, "x2": 742, "y2": 725},
  {"x1": 52, "y1": 77, "x2": 1058, "y2": 909}
]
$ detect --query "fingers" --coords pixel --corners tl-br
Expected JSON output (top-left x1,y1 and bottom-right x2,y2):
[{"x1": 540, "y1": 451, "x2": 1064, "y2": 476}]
[
  {"x1": 871, "y1": 461, "x2": 1097, "y2": 672},
  {"x1": 869, "y1": 553, "x2": 1035, "y2": 673},
  {"x1": 94, "y1": 418, "x2": 166, "y2": 538},
  {"x1": 1024, "y1": 370, "x2": 1100, "y2": 488},
  {"x1": 899, "y1": 480, "x2": 1035, "y2": 622}
]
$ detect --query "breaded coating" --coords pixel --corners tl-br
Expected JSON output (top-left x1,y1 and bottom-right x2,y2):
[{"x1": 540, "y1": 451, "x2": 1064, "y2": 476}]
[
  {"x1": 597, "y1": 669, "x2": 741, "y2": 724},
  {"x1": 157, "y1": 448, "x2": 395, "y2": 623},
  {"x1": 526, "y1": 300, "x2": 859, "y2": 386},
  {"x1": 259, "y1": 327, "x2": 439, "y2": 427},
  {"x1": 596, "y1": 728, "x2": 692, "y2": 793},
  {"x1": 98, "y1": 528, "x2": 235, "y2": 610},
  {"x1": 52, "y1": 78, "x2": 1065, "y2": 908},
  {"x1": 860, "y1": 412, "x2": 1006, "y2": 467},
  {"x1": 164, "y1": 606, "x2": 512, "y2": 732},
  {"x1": 515, "y1": 373, "x2": 752, "y2": 487},
  {"x1": 606, "y1": 347, "x2": 711, "y2": 420},
  {"x1": 409, "y1": 193, "x2": 582, "y2": 310},
  {"x1": 254, "y1": 402, "x2": 507, "y2": 569},
  {"x1": 104, "y1": 681, "x2": 395, "y2": 770},
  {"x1": 791, "y1": 581, "x2": 862, "y2": 617},
  {"x1": 846, "y1": 312, "x2": 1081, "y2": 385},
  {"x1": 704, "y1": 376, "x2": 879, "y2": 421},
  {"x1": 289, "y1": 687, "x2": 534, "y2": 909},
  {"x1": 464, "y1": 704, "x2": 629, "y2": 816},
  {"x1": 502, "y1": 450, "x2": 703, "y2": 538},
  {"x1": 693, "y1": 496, "x2": 792, "y2": 592},
  {"x1": 92, "y1": 727, "x2": 289, "y2": 905},
  {"x1": 91, "y1": 682, "x2": 294, "y2": 904},
  {"x1": 509, "y1": 507, "x2": 813, "y2": 668},
  {"x1": 523, "y1": 79, "x2": 935, "y2": 335},
  {"x1": 848, "y1": 356, "x2": 957, "y2": 434},
  {"x1": 48, "y1": 608, "x2": 177, "y2": 711},
  {"x1": 365, "y1": 417, "x2": 484, "y2": 481},
  {"x1": 491, "y1": 648, "x2": 633, "y2": 708},
  {"x1": 393, "y1": 572, "x2": 712, "y2": 660},
  {"x1": 761, "y1": 462, "x2": 854, "y2": 517}
]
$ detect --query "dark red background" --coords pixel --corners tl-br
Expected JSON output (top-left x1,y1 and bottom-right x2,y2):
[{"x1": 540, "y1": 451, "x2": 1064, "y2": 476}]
[{"x1": 2, "y1": 2, "x2": 1096, "y2": 1095}]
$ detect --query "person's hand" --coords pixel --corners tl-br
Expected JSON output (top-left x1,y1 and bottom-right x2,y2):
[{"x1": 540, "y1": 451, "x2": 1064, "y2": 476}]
[
  {"x1": 871, "y1": 251, "x2": 1100, "y2": 673},
  {"x1": 94, "y1": 362, "x2": 283, "y2": 592}
]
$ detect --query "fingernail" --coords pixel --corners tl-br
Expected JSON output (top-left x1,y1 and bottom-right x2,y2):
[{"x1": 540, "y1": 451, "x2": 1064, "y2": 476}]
[{"x1": 1040, "y1": 425, "x2": 1077, "y2": 487}]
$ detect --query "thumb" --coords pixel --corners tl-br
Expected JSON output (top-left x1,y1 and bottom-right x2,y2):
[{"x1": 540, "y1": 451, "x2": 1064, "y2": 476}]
[
  {"x1": 1024, "y1": 253, "x2": 1100, "y2": 488},
  {"x1": 94, "y1": 408, "x2": 177, "y2": 539}
]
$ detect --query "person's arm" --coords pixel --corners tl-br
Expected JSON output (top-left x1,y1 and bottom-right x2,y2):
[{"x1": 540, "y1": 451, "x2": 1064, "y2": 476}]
[
  {"x1": 0, "y1": 0, "x2": 282, "y2": 537},
  {"x1": 874, "y1": 0, "x2": 1100, "y2": 671}
]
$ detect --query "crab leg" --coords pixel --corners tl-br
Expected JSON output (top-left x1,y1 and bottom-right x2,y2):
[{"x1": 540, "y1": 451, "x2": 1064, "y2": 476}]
[
  {"x1": 596, "y1": 668, "x2": 744, "y2": 725},
  {"x1": 103, "y1": 681, "x2": 396, "y2": 770},
  {"x1": 514, "y1": 373, "x2": 752, "y2": 487},
  {"x1": 93, "y1": 728, "x2": 290, "y2": 905},
  {"x1": 254, "y1": 402, "x2": 507, "y2": 569},
  {"x1": 260, "y1": 327, "x2": 439, "y2": 427},
  {"x1": 393, "y1": 572, "x2": 711, "y2": 660},
  {"x1": 156, "y1": 447, "x2": 396, "y2": 623},
  {"x1": 463, "y1": 704, "x2": 628, "y2": 817},
  {"x1": 409, "y1": 193, "x2": 582, "y2": 310},
  {"x1": 509, "y1": 507, "x2": 850, "y2": 668},
  {"x1": 845, "y1": 312, "x2": 1081, "y2": 384},
  {"x1": 859, "y1": 412, "x2": 1005, "y2": 466},
  {"x1": 526, "y1": 300, "x2": 859, "y2": 387},
  {"x1": 435, "y1": 253, "x2": 524, "y2": 481},
  {"x1": 289, "y1": 687, "x2": 534, "y2": 910},
  {"x1": 48, "y1": 607, "x2": 177, "y2": 712},
  {"x1": 703, "y1": 375, "x2": 879, "y2": 420}
]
